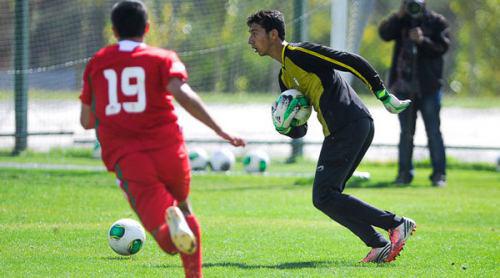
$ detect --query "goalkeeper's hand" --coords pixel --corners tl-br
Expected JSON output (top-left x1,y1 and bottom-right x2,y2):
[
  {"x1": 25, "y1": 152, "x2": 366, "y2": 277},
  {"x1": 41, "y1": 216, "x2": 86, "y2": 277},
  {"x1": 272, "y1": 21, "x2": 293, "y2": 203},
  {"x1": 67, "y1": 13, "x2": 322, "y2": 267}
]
[{"x1": 375, "y1": 88, "x2": 411, "y2": 114}]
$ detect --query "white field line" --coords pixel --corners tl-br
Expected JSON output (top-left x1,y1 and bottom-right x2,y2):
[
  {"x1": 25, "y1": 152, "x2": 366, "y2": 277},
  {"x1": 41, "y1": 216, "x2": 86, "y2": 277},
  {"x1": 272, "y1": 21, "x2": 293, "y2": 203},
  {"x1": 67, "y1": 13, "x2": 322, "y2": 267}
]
[
  {"x1": 0, "y1": 162, "x2": 374, "y2": 180},
  {"x1": 0, "y1": 161, "x2": 330, "y2": 178}
]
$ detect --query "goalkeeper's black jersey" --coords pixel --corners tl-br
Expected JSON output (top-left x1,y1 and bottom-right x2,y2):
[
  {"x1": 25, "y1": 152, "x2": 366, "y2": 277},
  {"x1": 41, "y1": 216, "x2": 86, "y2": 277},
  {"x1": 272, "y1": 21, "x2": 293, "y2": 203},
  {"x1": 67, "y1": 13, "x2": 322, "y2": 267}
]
[{"x1": 279, "y1": 42, "x2": 385, "y2": 137}]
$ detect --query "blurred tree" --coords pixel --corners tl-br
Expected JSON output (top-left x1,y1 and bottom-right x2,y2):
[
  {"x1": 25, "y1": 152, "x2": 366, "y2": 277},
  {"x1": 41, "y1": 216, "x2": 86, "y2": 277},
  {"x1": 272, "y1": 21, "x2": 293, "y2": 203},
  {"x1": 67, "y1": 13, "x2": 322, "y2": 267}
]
[
  {"x1": 450, "y1": 0, "x2": 499, "y2": 96},
  {"x1": 363, "y1": 0, "x2": 498, "y2": 96},
  {"x1": 2, "y1": 0, "x2": 497, "y2": 96}
]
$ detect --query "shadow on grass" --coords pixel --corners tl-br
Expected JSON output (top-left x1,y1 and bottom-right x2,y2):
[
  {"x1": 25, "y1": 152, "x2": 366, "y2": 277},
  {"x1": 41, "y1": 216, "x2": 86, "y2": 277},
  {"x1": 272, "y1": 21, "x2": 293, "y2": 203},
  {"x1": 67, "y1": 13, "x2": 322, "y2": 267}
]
[
  {"x1": 195, "y1": 184, "x2": 300, "y2": 193},
  {"x1": 202, "y1": 259, "x2": 390, "y2": 269},
  {"x1": 0, "y1": 168, "x2": 104, "y2": 177},
  {"x1": 293, "y1": 176, "x2": 414, "y2": 189},
  {"x1": 101, "y1": 256, "x2": 132, "y2": 261},
  {"x1": 347, "y1": 180, "x2": 410, "y2": 189},
  {"x1": 196, "y1": 180, "x2": 417, "y2": 193},
  {"x1": 0, "y1": 150, "x2": 15, "y2": 157},
  {"x1": 203, "y1": 260, "x2": 333, "y2": 269}
]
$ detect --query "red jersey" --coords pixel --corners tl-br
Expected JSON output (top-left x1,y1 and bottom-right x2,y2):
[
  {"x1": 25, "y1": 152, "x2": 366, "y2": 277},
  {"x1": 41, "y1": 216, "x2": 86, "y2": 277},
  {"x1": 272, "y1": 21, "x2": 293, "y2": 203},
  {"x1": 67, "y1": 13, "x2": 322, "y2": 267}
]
[{"x1": 80, "y1": 41, "x2": 188, "y2": 171}]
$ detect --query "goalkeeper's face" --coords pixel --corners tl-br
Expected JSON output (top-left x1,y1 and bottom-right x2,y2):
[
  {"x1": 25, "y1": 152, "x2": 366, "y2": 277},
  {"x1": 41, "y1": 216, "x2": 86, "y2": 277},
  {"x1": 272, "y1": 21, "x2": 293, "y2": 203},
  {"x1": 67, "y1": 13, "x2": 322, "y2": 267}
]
[{"x1": 248, "y1": 23, "x2": 273, "y2": 56}]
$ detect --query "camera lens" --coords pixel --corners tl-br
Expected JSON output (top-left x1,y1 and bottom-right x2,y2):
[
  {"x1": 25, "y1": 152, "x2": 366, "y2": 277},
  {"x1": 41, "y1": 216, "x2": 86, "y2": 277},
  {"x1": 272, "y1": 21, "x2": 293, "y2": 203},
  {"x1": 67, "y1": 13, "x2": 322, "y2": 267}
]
[
  {"x1": 408, "y1": 3, "x2": 422, "y2": 14},
  {"x1": 406, "y1": 2, "x2": 423, "y2": 16}
]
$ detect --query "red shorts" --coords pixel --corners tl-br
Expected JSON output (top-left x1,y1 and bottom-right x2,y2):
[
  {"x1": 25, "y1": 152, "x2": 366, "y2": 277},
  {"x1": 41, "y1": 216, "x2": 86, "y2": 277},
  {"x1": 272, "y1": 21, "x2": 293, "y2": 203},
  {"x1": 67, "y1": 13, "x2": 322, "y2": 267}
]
[{"x1": 114, "y1": 143, "x2": 191, "y2": 232}]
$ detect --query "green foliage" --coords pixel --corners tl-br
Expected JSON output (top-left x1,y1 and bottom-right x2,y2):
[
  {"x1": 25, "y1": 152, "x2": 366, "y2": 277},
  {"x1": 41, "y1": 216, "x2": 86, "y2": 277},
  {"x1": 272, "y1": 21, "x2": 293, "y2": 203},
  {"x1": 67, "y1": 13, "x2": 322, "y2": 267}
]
[
  {"x1": 449, "y1": 0, "x2": 500, "y2": 96},
  {"x1": 2, "y1": 0, "x2": 498, "y2": 97},
  {"x1": 370, "y1": 0, "x2": 499, "y2": 97}
]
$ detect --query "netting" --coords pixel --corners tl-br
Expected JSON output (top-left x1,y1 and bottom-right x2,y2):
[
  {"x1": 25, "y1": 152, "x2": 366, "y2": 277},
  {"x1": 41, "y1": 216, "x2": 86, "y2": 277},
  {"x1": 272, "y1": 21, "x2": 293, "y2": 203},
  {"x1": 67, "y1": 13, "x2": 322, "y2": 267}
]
[
  {"x1": 0, "y1": 0, "x2": 340, "y2": 94},
  {"x1": 0, "y1": 0, "x2": 338, "y2": 150},
  {"x1": 1, "y1": 0, "x2": 497, "y2": 163}
]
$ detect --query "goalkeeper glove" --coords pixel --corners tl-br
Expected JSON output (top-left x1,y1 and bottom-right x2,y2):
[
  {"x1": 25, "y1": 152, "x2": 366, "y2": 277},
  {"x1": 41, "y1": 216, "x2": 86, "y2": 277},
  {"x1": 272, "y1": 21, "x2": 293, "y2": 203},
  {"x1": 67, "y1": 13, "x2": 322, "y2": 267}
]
[{"x1": 375, "y1": 88, "x2": 411, "y2": 114}]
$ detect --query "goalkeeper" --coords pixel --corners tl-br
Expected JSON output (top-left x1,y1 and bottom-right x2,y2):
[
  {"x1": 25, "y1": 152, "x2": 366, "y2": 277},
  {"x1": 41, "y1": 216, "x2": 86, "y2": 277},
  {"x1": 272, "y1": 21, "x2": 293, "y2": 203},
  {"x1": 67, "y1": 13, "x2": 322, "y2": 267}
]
[{"x1": 247, "y1": 10, "x2": 416, "y2": 263}]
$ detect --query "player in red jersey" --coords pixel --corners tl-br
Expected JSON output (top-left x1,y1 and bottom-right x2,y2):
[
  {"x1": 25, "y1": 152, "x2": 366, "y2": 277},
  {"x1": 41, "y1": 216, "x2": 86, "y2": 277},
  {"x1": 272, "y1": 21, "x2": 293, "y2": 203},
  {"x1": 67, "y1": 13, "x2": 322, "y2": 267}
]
[{"x1": 79, "y1": 1, "x2": 245, "y2": 277}]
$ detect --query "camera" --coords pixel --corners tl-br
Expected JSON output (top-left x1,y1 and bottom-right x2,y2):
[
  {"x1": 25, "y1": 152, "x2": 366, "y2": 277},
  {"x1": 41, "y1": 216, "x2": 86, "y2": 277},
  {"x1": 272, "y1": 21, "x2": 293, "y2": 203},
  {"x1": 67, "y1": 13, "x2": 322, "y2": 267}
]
[{"x1": 404, "y1": 0, "x2": 425, "y2": 18}]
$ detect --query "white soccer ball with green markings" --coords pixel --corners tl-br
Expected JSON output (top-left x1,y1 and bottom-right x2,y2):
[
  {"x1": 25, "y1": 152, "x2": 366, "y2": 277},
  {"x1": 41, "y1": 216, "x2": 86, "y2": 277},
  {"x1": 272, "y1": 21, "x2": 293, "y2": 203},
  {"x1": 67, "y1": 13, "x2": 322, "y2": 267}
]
[
  {"x1": 243, "y1": 150, "x2": 270, "y2": 173},
  {"x1": 189, "y1": 147, "x2": 209, "y2": 171},
  {"x1": 272, "y1": 89, "x2": 312, "y2": 132},
  {"x1": 210, "y1": 149, "x2": 235, "y2": 172},
  {"x1": 108, "y1": 218, "x2": 146, "y2": 256}
]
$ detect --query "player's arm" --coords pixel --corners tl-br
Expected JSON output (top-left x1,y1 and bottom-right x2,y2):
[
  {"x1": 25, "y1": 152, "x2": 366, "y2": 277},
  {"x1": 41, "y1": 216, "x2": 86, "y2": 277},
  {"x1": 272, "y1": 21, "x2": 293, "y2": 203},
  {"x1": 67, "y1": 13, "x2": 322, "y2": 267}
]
[
  {"x1": 298, "y1": 43, "x2": 385, "y2": 93},
  {"x1": 80, "y1": 103, "x2": 95, "y2": 129},
  {"x1": 299, "y1": 44, "x2": 411, "y2": 114},
  {"x1": 79, "y1": 62, "x2": 95, "y2": 129},
  {"x1": 167, "y1": 77, "x2": 245, "y2": 147}
]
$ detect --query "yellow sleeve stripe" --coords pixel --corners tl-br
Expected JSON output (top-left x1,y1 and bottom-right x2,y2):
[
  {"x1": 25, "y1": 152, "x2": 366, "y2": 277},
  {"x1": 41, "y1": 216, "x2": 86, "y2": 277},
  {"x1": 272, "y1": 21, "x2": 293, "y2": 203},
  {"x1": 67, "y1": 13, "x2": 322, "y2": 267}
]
[{"x1": 287, "y1": 45, "x2": 372, "y2": 91}]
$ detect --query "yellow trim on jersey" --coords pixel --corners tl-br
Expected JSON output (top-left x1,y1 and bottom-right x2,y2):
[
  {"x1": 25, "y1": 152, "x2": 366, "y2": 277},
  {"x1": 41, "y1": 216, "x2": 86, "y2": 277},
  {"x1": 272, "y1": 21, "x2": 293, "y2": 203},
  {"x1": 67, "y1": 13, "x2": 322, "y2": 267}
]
[
  {"x1": 281, "y1": 42, "x2": 288, "y2": 64},
  {"x1": 281, "y1": 57, "x2": 331, "y2": 136},
  {"x1": 287, "y1": 45, "x2": 372, "y2": 91}
]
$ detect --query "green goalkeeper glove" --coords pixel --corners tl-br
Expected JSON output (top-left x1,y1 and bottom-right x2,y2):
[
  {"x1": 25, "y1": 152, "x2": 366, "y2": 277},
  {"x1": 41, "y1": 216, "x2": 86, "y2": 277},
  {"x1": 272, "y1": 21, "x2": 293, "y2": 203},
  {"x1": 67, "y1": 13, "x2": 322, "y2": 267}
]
[{"x1": 375, "y1": 89, "x2": 412, "y2": 114}]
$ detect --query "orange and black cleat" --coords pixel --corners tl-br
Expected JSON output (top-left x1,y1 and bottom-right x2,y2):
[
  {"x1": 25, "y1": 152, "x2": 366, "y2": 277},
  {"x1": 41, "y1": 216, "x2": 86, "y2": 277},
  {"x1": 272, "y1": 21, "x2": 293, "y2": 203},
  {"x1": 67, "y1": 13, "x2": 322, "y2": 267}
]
[
  {"x1": 361, "y1": 242, "x2": 392, "y2": 263},
  {"x1": 386, "y1": 217, "x2": 417, "y2": 262}
]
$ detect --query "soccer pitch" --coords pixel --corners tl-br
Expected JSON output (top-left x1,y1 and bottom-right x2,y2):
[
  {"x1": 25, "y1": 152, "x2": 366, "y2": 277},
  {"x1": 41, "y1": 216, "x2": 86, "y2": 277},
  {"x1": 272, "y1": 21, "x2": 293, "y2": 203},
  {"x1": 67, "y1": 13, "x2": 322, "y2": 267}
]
[{"x1": 0, "y1": 157, "x2": 498, "y2": 277}]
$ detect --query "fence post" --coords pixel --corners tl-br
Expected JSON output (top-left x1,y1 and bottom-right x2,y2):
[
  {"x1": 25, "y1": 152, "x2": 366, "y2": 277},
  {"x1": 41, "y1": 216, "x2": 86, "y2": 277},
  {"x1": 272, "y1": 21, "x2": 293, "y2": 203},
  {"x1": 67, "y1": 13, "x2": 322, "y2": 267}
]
[
  {"x1": 13, "y1": 0, "x2": 29, "y2": 155},
  {"x1": 288, "y1": 0, "x2": 308, "y2": 163}
]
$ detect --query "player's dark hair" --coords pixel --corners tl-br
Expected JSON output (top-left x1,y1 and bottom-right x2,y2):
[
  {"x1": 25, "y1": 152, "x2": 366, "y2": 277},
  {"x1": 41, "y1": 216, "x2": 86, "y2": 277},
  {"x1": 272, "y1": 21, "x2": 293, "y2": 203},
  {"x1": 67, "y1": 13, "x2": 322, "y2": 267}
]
[
  {"x1": 111, "y1": 0, "x2": 148, "y2": 39},
  {"x1": 246, "y1": 10, "x2": 286, "y2": 40}
]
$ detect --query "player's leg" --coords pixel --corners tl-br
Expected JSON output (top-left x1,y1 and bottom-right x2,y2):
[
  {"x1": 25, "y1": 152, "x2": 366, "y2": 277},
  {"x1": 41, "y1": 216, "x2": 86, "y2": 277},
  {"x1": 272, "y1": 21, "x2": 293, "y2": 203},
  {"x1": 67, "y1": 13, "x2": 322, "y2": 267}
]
[
  {"x1": 344, "y1": 119, "x2": 416, "y2": 261},
  {"x1": 312, "y1": 118, "x2": 404, "y2": 261},
  {"x1": 396, "y1": 100, "x2": 418, "y2": 184},
  {"x1": 420, "y1": 91, "x2": 446, "y2": 186},
  {"x1": 114, "y1": 152, "x2": 178, "y2": 255},
  {"x1": 152, "y1": 143, "x2": 202, "y2": 278},
  {"x1": 172, "y1": 199, "x2": 202, "y2": 278},
  {"x1": 166, "y1": 200, "x2": 197, "y2": 254},
  {"x1": 343, "y1": 119, "x2": 375, "y2": 190},
  {"x1": 313, "y1": 118, "x2": 401, "y2": 232}
]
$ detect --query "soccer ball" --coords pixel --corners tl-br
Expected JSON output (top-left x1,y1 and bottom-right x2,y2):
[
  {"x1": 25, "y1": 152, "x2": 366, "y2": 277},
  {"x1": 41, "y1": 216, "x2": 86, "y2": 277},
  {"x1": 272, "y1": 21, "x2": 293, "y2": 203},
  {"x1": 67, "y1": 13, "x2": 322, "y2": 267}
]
[
  {"x1": 188, "y1": 147, "x2": 209, "y2": 171},
  {"x1": 108, "y1": 218, "x2": 146, "y2": 256},
  {"x1": 272, "y1": 89, "x2": 312, "y2": 129},
  {"x1": 210, "y1": 149, "x2": 235, "y2": 172},
  {"x1": 243, "y1": 150, "x2": 270, "y2": 173}
]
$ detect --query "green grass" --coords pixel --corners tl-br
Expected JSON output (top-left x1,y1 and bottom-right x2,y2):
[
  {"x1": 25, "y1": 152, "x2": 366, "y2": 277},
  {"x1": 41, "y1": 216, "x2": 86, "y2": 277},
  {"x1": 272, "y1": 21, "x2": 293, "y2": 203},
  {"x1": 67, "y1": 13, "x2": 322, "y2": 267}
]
[
  {"x1": 0, "y1": 152, "x2": 499, "y2": 277},
  {"x1": 0, "y1": 148, "x2": 103, "y2": 166}
]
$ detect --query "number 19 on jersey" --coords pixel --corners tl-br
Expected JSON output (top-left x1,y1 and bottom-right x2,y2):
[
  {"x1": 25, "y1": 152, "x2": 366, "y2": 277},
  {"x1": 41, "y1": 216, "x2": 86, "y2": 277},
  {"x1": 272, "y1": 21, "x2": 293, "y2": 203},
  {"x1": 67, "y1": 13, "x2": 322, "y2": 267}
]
[{"x1": 103, "y1": 66, "x2": 146, "y2": 116}]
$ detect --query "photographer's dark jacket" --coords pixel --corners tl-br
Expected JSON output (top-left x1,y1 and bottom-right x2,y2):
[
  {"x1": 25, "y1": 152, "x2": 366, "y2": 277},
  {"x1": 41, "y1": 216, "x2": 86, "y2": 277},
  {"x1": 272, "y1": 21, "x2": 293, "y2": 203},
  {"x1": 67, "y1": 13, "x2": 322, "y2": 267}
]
[{"x1": 379, "y1": 10, "x2": 450, "y2": 95}]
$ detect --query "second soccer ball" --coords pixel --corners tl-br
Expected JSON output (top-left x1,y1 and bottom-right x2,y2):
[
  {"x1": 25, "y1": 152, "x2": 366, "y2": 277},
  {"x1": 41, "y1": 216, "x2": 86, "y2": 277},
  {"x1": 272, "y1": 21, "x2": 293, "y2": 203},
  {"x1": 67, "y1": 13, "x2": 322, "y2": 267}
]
[
  {"x1": 243, "y1": 150, "x2": 270, "y2": 173},
  {"x1": 210, "y1": 149, "x2": 235, "y2": 172}
]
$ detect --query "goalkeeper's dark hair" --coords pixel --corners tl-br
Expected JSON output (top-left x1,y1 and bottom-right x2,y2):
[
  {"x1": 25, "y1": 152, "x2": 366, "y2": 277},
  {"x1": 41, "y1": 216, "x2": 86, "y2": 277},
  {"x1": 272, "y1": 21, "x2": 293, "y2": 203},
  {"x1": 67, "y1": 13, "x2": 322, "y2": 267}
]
[
  {"x1": 111, "y1": 0, "x2": 148, "y2": 39},
  {"x1": 246, "y1": 10, "x2": 286, "y2": 40}
]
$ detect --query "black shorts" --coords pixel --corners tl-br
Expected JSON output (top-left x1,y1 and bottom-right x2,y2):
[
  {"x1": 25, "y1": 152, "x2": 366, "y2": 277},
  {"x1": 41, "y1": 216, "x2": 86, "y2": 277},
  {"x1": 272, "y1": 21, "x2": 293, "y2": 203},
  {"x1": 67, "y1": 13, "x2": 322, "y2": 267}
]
[{"x1": 313, "y1": 117, "x2": 374, "y2": 194}]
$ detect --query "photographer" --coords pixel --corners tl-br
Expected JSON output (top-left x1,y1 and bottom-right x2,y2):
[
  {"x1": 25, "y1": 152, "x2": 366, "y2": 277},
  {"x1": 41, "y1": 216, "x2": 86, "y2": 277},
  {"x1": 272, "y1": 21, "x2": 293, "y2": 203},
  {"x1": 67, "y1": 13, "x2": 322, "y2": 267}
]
[{"x1": 379, "y1": 0, "x2": 450, "y2": 187}]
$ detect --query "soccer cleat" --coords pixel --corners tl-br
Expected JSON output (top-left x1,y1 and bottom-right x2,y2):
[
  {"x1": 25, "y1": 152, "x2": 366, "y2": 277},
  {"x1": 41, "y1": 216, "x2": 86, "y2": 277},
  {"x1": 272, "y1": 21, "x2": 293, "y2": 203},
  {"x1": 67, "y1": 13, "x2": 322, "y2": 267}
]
[
  {"x1": 386, "y1": 217, "x2": 416, "y2": 262},
  {"x1": 166, "y1": 206, "x2": 197, "y2": 255},
  {"x1": 361, "y1": 242, "x2": 392, "y2": 263},
  {"x1": 430, "y1": 174, "x2": 446, "y2": 187},
  {"x1": 394, "y1": 174, "x2": 413, "y2": 186}
]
